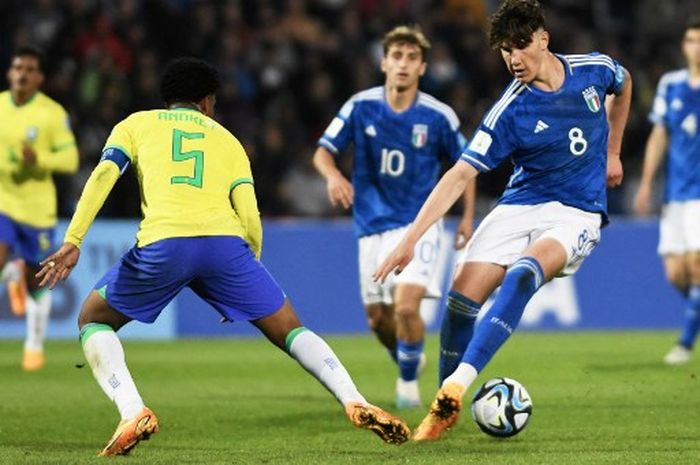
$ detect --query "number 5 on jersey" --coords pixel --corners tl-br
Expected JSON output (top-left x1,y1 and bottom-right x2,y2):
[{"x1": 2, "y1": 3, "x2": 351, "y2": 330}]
[{"x1": 171, "y1": 129, "x2": 204, "y2": 188}]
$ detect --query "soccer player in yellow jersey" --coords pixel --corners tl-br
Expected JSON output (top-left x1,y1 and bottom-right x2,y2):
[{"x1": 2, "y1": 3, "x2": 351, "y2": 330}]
[
  {"x1": 0, "y1": 45, "x2": 78, "y2": 371},
  {"x1": 37, "y1": 58, "x2": 409, "y2": 456}
]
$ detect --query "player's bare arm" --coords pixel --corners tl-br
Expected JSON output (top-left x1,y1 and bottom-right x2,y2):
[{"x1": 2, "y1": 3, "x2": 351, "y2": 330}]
[
  {"x1": 454, "y1": 178, "x2": 476, "y2": 250},
  {"x1": 373, "y1": 161, "x2": 478, "y2": 283},
  {"x1": 312, "y1": 146, "x2": 354, "y2": 209},
  {"x1": 633, "y1": 124, "x2": 669, "y2": 215},
  {"x1": 604, "y1": 68, "x2": 633, "y2": 188}
]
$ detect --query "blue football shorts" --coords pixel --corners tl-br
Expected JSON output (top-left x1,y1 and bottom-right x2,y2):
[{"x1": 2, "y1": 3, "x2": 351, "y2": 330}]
[
  {"x1": 0, "y1": 213, "x2": 56, "y2": 266},
  {"x1": 94, "y1": 235, "x2": 286, "y2": 323}
]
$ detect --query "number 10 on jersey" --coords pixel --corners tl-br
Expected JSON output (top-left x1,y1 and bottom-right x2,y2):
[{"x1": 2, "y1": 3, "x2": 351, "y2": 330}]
[{"x1": 380, "y1": 148, "x2": 405, "y2": 177}]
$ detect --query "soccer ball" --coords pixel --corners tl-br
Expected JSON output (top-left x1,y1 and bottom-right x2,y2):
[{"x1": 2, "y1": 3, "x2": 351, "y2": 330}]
[{"x1": 471, "y1": 377, "x2": 533, "y2": 438}]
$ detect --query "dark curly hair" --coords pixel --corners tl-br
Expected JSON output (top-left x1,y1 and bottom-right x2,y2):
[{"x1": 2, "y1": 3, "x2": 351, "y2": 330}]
[
  {"x1": 160, "y1": 57, "x2": 220, "y2": 107},
  {"x1": 488, "y1": 0, "x2": 546, "y2": 50}
]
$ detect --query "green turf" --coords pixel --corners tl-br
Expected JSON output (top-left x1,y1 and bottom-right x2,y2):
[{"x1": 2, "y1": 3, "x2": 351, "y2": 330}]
[{"x1": 1, "y1": 332, "x2": 699, "y2": 464}]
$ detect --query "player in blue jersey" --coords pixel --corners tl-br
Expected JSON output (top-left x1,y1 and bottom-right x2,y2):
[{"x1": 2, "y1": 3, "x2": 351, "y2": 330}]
[
  {"x1": 313, "y1": 25, "x2": 475, "y2": 408},
  {"x1": 633, "y1": 16, "x2": 700, "y2": 365},
  {"x1": 374, "y1": 0, "x2": 632, "y2": 440}
]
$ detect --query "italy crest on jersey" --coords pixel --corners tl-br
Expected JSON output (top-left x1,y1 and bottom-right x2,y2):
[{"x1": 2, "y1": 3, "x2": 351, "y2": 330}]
[
  {"x1": 582, "y1": 87, "x2": 601, "y2": 113},
  {"x1": 412, "y1": 124, "x2": 428, "y2": 148}
]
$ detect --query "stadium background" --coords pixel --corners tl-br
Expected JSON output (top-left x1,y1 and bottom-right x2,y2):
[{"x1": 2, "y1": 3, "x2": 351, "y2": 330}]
[{"x1": 0, "y1": 0, "x2": 696, "y2": 339}]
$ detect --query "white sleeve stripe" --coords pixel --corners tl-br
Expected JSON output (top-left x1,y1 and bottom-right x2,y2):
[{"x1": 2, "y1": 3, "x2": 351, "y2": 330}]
[
  {"x1": 417, "y1": 94, "x2": 460, "y2": 130},
  {"x1": 567, "y1": 55, "x2": 614, "y2": 66},
  {"x1": 461, "y1": 154, "x2": 490, "y2": 171},
  {"x1": 485, "y1": 85, "x2": 525, "y2": 129},
  {"x1": 483, "y1": 80, "x2": 520, "y2": 127},
  {"x1": 570, "y1": 62, "x2": 615, "y2": 73},
  {"x1": 318, "y1": 138, "x2": 339, "y2": 154}
]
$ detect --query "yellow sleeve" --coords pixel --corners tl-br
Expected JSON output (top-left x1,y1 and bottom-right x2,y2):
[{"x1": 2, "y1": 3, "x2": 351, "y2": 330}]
[
  {"x1": 35, "y1": 105, "x2": 79, "y2": 173},
  {"x1": 230, "y1": 181, "x2": 262, "y2": 259},
  {"x1": 103, "y1": 118, "x2": 136, "y2": 162},
  {"x1": 64, "y1": 162, "x2": 121, "y2": 248}
]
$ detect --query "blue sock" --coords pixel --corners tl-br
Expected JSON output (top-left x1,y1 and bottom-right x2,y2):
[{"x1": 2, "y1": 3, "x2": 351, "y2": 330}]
[
  {"x1": 397, "y1": 339, "x2": 424, "y2": 381},
  {"x1": 464, "y1": 257, "x2": 544, "y2": 372},
  {"x1": 679, "y1": 285, "x2": 700, "y2": 349},
  {"x1": 439, "y1": 290, "x2": 481, "y2": 384}
]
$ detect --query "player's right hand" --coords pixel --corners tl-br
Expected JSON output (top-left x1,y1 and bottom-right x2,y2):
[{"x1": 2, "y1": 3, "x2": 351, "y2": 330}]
[
  {"x1": 327, "y1": 173, "x2": 354, "y2": 209},
  {"x1": 633, "y1": 184, "x2": 652, "y2": 216},
  {"x1": 373, "y1": 239, "x2": 415, "y2": 284},
  {"x1": 36, "y1": 242, "x2": 81, "y2": 289}
]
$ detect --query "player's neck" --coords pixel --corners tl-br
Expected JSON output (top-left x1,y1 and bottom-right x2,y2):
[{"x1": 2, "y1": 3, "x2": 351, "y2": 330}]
[
  {"x1": 384, "y1": 84, "x2": 417, "y2": 113},
  {"x1": 168, "y1": 102, "x2": 203, "y2": 113},
  {"x1": 688, "y1": 64, "x2": 700, "y2": 85},
  {"x1": 531, "y1": 52, "x2": 564, "y2": 92},
  {"x1": 10, "y1": 90, "x2": 38, "y2": 106}
]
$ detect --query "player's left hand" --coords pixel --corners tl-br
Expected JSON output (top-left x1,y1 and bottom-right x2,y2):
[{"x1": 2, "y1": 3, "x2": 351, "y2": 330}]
[
  {"x1": 21, "y1": 142, "x2": 37, "y2": 166},
  {"x1": 36, "y1": 243, "x2": 81, "y2": 289},
  {"x1": 454, "y1": 217, "x2": 473, "y2": 250},
  {"x1": 372, "y1": 239, "x2": 415, "y2": 284},
  {"x1": 606, "y1": 155, "x2": 623, "y2": 187}
]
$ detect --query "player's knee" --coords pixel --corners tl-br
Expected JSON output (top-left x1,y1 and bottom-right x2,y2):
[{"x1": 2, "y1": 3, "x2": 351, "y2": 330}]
[
  {"x1": 665, "y1": 265, "x2": 688, "y2": 289},
  {"x1": 393, "y1": 303, "x2": 420, "y2": 322},
  {"x1": 687, "y1": 253, "x2": 700, "y2": 284},
  {"x1": 365, "y1": 307, "x2": 388, "y2": 331}
]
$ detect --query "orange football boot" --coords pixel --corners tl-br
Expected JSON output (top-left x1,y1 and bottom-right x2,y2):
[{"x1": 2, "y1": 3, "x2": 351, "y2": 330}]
[
  {"x1": 99, "y1": 407, "x2": 160, "y2": 456},
  {"x1": 345, "y1": 402, "x2": 410, "y2": 445},
  {"x1": 412, "y1": 383, "x2": 465, "y2": 441}
]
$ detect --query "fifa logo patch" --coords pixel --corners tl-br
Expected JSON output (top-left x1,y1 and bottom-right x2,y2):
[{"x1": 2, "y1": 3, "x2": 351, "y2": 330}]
[
  {"x1": 582, "y1": 86, "x2": 601, "y2": 113},
  {"x1": 412, "y1": 124, "x2": 428, "y2": 148}
]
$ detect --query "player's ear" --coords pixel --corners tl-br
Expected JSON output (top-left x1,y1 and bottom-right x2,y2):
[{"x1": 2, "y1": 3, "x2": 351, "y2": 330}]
[
  {"x1": 539, "y1": 30, "x2": 549, "y2": 51},
  {"x1": 380, "y1": 56, "x2": 388, "y2": 74},
  {"x1": 419, "y1": 61, "x2": 427, "y2": 77}
]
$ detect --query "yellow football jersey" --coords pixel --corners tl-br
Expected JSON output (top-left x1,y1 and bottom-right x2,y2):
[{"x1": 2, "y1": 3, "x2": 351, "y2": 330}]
[
  {"x1": 0, "y1": 91, "x2": 78, "y2": 227},
  {"x1": 104, "y1": 108, "x2": 254, "y2": 246}
]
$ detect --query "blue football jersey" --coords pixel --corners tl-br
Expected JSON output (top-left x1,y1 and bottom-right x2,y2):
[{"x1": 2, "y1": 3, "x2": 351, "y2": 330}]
[
  {"x1": 649, "y1": 69, "x2": 700, "y2": 202},
  {"x1": 319, "y1": 86, "x2": 466, "y2": 237},
  {"x1": 461, "y1": 53, "x2": 626, "y2": 223}
]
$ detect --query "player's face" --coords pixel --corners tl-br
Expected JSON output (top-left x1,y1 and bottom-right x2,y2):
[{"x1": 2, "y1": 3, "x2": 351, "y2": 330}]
[
  {"x1": 499, "y1": 29, "x2": 549, "y2": 84},
  {"x1": 682, "y1": 28, "x2": 700, "y2": 68},
  {"x1": 381, "y1": 43, "x2": 426, "y2": 91},
  {"x1": 7, "y1": 56, "x2": 44, "y2": 95}
]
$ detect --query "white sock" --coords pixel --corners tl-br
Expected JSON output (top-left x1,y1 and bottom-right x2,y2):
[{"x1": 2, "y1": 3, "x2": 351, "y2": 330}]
[
  {"x1": 287, "y1": 328, "x2": 367, "y2": 407},
  {"x1": 24, "y1": 291, "x2": 51, "y2": 352},
  {"x1": 443, "y1": 362, "x2": 478, "y2": 391},
  {"x1": 0, "y1": 260, "x2": 20, "y2": 283},
  {"x1": 81, "y1": 324, "x2": 145, "y2": 420}
]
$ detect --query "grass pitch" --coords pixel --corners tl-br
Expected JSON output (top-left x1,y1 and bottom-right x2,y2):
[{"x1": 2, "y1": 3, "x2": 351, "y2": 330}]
[{"x1": 1, "y1": 332, "x2": 699, "y2": 465}]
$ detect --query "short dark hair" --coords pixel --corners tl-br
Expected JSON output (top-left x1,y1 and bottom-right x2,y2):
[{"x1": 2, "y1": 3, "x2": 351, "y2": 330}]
[
  {"x1": 160, "y1": 57, "x2": 220, "y2": 106},
  {"x1": 488, "y1": 0, "x2": 546, "y2": 50},
  {"x1": 12, "y1": 45, "x2": 45, "y2": 72},
  {"x1": 685, "y1": 15, "x2": 700, "y2": 32}
]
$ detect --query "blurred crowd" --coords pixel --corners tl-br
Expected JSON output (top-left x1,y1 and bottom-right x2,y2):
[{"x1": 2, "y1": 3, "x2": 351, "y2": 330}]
[{"x1": 1, "y1": 0, "x2": 697, "y2": 219}]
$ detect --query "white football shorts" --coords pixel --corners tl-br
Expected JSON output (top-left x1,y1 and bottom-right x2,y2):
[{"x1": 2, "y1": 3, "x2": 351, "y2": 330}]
[
  {"x1": 457, "y1": 202, "x2": 602, "y2": 276},
  {"x1": 658, "y1": 199, "x2": 700, "y2": 255},
  {"x1": 358, "y1": 220, "x2": 443, "y2": 305}
]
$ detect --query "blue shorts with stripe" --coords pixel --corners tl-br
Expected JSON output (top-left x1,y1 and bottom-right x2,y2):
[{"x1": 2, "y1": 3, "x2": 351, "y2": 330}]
[
  {"x1": 94, "y1": 236, "x2": 286, "y2": 323},
  {"x1": 0, "y1": 213, "x2": 56, "y2": 266}
]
